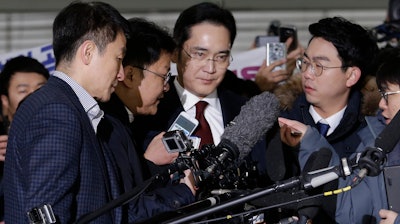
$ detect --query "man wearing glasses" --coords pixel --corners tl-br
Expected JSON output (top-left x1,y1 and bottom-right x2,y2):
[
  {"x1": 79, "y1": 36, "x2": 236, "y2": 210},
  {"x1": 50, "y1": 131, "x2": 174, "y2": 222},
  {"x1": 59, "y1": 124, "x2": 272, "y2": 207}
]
[
  {"x1": 134, "y1": 2, "x2": 269, "y2": 185},
  {"x1": 278, "y1": 17, "x2": 379, "y2": 223},
  {"x1": 99, "y1": 17, "x2": 196, "y2": 222}
]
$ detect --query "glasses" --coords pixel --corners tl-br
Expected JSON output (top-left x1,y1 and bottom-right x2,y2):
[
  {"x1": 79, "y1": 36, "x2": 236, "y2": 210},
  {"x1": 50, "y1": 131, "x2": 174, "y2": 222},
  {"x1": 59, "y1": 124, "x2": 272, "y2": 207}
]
[
  {"x1": 379, "y1": 90, "x2": 400, "y2": 104},
  {"x1": 296, "y1": 57, "x2": 347, "y2": 77},
  {"x1": 182, "y1": 47, "x2": 233, "y2": 68},
  {"x1": 134, "y1": 66, "x2": 171, "y2": 86}
]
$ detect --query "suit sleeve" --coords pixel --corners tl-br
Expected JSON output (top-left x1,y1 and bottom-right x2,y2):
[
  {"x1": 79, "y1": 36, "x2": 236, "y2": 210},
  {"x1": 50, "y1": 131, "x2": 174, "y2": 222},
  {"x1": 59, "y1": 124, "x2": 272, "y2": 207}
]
[
  {"x1": 105, "y1": 116, "x2": 195, "y2": 222},
  {"x1": 128, "y1": 184, "x2": 194, "y2": 223},
  {"x1": 19, "y1": 104, "x2": 82, "y2": 222}
]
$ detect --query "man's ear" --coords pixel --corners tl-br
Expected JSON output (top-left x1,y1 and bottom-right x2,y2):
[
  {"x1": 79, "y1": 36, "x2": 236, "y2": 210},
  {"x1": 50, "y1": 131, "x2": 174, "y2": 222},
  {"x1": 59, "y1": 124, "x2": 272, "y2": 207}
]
[
  {"x1": 123, "y1": 65, "x2": 140, "y2": 88},
  {"x1": 346, "y1": 67, "x2": 361, "y2": 87},
  {"x1": 1, "y1": 95, "x2": 9, "y2": 117},
  {"x1": 80, "y1": 40, "x2": 96, "y2": 65},
  {"x1": 171, "y1": 48, "x2": 179, "y2": 63}
]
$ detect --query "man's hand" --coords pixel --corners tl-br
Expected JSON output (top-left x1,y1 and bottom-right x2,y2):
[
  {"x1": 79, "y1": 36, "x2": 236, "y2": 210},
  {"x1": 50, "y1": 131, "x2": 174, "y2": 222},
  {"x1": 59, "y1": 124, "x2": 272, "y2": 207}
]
[
  {"x1": 278, "y1": 117, "x2": 307, "y2": 147},
  {"x1": 255, "y1": 59, "x2": 289, "y2": 92},
  {"x1": 180, "y1": 169, "x2": 197, "y2": 196},
  {"x1": 255, "y1": 37, "x2": 304, "y2": 92},
  {"x1": 144, "y1": 132, "x2": 179, "y2": 165},
  {"x1": 379, "y1": 209, "x2": 398, "y2": 224},
  {"x1": 0, "y1": 134, "x2": 7, "y2": 162}
]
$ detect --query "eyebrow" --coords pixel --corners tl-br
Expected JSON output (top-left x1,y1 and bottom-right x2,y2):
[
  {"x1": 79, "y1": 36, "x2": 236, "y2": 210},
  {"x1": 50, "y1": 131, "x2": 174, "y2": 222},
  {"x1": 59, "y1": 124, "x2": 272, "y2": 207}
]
[
  {"x1": 191, "y1": 46, "x2": 231, "y2": 54},
  {"x1": 303, "y1": 52, "x2": 331, "y2": 62}
]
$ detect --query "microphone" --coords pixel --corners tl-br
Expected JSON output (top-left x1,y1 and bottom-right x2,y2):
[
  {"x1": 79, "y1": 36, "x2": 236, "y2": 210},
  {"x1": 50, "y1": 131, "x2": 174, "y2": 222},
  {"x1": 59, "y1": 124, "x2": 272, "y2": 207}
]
[
  {"x1": 203, "y1": 91, "x2": 280, "y2": 176},
  {"x1": 297, "y1": 148, "x2": 332, "y2": 222},
  {"x1": 301, "y1": 148, "x2": 333, "y2": 188},
  {"x1": 358, "y1": 110, "x2": 400, "y2": 177},
  {"x1": 302, "y1": 158, "x2": 351, "y2": 189},
  {"x1": 271, "y1": 148, "x2": 351, "y2": 192},
  {"x1": 375, "y1": 110, "x2": 400, "y2": 154}
]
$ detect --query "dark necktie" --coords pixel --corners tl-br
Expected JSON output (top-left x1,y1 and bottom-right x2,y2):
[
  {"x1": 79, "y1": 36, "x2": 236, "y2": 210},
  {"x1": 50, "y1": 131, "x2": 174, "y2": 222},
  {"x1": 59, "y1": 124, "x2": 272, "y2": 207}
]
[
  {"x1": 193, "y1": 101, "x2": 213, "y2": 148},
  {"x1": 316, "y1": 122, "x2": 330, "y2": 137}
]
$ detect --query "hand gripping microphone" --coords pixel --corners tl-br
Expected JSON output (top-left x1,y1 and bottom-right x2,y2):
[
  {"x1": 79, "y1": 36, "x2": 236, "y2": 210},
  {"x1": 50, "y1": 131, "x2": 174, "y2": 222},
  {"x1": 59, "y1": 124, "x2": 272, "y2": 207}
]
[{"x1": 203, "y1": 91, "x2": 280, "y2": 178}]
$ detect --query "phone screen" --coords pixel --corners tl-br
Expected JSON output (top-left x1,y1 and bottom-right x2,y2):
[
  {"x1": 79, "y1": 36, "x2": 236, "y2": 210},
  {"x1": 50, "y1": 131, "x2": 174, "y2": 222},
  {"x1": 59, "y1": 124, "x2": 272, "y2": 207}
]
[{"x1": 168, "y1": 112, "x2": 199, "y2": 136}]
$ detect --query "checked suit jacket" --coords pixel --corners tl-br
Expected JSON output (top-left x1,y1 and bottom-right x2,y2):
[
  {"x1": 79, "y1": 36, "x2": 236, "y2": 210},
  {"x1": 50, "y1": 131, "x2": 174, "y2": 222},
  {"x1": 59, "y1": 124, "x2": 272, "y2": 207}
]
[{"x1": 4, "y1": 76, "x2": 120, "y2": 223}]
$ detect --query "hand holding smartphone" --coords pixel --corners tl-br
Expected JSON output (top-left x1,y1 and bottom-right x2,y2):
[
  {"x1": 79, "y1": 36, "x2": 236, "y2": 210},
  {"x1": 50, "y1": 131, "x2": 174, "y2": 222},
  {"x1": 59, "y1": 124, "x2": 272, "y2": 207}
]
[{"x1": 266, "y1": 42, "x2": 286, "y2": 71}]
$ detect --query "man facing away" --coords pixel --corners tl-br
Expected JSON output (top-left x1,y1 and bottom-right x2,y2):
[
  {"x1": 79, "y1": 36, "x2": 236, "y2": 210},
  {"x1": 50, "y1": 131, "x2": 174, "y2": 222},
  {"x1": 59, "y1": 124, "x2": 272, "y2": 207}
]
[{"x1": 4, "y1": 1, "x2": 130, "y2": 223}]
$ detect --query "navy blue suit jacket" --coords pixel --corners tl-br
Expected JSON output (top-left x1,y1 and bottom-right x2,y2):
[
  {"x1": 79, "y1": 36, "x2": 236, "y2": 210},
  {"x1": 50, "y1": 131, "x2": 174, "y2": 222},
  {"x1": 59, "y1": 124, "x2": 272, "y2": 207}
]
[
  {"x1": 4, "y1": 76, "x2": 117, "y2": 223},
  {"x1": 100, "y1": 95, "x2": 195, "y2": 222}
]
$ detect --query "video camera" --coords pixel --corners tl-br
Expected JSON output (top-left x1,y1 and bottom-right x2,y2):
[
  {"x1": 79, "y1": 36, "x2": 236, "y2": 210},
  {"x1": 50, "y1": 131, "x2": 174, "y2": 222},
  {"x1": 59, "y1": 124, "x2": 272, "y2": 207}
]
[{"x1": 162, "y1": 130, "x2": 259, "y2": 194}]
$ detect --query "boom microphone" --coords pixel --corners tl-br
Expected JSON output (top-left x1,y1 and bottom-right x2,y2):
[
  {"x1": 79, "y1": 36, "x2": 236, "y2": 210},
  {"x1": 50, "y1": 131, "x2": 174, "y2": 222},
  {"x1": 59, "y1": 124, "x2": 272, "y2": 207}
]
[{"x1": 204, "y1": 91, "x2": 279, "y2": 177}]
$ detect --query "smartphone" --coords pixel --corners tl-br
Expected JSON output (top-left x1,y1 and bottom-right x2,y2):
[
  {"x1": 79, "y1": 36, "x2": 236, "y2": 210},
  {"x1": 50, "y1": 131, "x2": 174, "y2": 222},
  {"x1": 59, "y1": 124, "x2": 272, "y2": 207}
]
[
  {"x1": 279, "y1": 25, "x2": 298, "y2": 53},
  {"x1": 254, "y1": 35, "x2": 279, "y2": 48},
  {"x1": 266, "y1": 42, "x2": 286, "y2": 71},
  {"x1": 168, "y1": 111, "x2": 199, "y2": 136}
]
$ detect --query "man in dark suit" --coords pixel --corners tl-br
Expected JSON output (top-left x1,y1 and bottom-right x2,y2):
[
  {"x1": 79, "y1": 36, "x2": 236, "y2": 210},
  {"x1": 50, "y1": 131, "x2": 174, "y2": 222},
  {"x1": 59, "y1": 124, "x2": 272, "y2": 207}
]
[
  {"x1": 134, "y1": 2, "x2": 270, "y2": 188},
  {"x1": 99, "y1": 18, "x2": 196, "y2": 222},
  {"x1": 4, "y1": 2, "x2": 130, "y2": 223}
]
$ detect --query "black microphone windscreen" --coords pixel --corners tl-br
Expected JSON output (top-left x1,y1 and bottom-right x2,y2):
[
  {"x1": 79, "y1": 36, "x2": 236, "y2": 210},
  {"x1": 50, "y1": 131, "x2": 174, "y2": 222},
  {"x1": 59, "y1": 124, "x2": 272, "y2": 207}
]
[
  {"x1": 375, "y1": 110, "x2": 400, "y2": 153},
  {"x1": 303, "y1": 147, "x2": 332, "y2": 173},
  {"x1": 221, "y1": 91, "x2": 279, "y2": 161},
  {"x1": 297, "y1": 147, "x2": 332, "y2": 220}
]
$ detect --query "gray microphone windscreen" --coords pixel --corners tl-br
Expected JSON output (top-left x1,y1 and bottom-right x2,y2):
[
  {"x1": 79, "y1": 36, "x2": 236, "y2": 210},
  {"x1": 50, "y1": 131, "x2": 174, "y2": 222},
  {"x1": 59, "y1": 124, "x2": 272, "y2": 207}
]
[{"x1": 221, "y1": 91, "x2": 280, "y2": 161}]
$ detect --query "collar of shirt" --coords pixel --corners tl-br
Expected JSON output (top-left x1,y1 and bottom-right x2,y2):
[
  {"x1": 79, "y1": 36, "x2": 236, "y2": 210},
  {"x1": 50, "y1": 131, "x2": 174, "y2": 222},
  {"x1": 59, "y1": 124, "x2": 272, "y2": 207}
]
[
  {"x1": 173, "y1": 78, "x2": 224, "y2": 144},
  {"x1": 173, "y1": 78, "x2": 221, "y2": 112},
  {"x1": 309, "y1": 105, "x2": 347, "y2": 136},
  {"x1": 125, "y1": 106, "x2": 135, "y2": 123},
  {"x1": 53, "y1": 71, "x2": 104, "y2": 133}
]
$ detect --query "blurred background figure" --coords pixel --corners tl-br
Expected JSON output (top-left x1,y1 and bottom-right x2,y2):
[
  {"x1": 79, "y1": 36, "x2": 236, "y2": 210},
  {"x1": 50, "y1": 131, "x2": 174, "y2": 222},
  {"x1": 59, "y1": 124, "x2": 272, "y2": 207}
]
[{"x1": 0, "y1": 55, "x2": 49, "y2": 224}]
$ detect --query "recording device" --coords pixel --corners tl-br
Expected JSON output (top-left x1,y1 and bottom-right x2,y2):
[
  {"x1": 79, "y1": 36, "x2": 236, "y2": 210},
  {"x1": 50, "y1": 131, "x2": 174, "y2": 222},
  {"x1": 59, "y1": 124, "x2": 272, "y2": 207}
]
[
  {"x1": 279, "y1": 25, "x2": 298, "y2": 53},
  {"x1": 162, "y1": 91, "x2": 280, "y2": 189},
  {"x1": 162, "y1": 130, "x2": 193, "y2": 153},
  {"x1": 269, "y1": 148, "x2": 352, "y2": 192},
  {"x1": 358, "y1": 110, "x2": 400, "y2": 177},
  {"x1": 266, "y1": 42, "x2": 286, "y2": 72},
  {"x1": 27, "y1": 204, "x2": 56, "y2": 224},
  {"x1": 200, "y1": 91, "x2": 280, "y2": 187},
  {"x1": 212, "y1": 91, "x2": 279, "y2": 162},
  {"x1": 168, "y1": 111, "x2": 198, "y2": 136}
]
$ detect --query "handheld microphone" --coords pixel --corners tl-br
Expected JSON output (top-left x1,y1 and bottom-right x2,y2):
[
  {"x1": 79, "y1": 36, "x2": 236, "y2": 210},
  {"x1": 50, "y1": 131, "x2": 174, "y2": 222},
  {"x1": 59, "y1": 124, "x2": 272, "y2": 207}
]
[
  {"x1": 302, "y1": 157, "x2": 351, "y2": 189},
  {"x1": 203, "y1": 91, "x2": 280, "y2": 177},
  {"x1": 272, "y1": 148, "x2": 350, "y2": 192}
]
